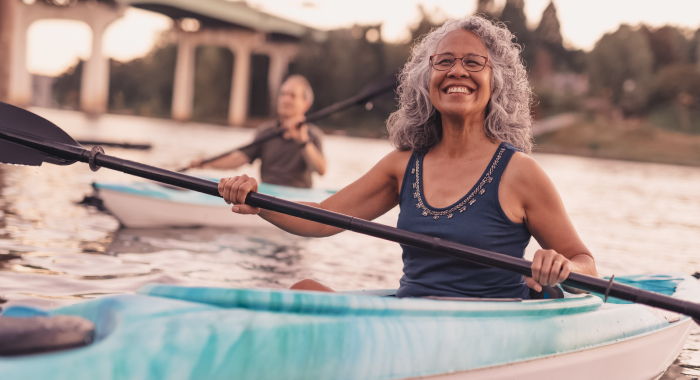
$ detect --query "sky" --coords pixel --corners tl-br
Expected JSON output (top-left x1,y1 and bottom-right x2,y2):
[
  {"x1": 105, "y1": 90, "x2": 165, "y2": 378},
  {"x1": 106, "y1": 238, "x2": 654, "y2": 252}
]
[{"x1": 26, "y1": 0, "x2": 700, "y2": 76}]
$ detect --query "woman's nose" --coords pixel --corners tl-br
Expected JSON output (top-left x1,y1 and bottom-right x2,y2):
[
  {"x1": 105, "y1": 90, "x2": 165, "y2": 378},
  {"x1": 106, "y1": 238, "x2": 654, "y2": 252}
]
[{"x1": 447, "y1": 62, "x2": 470, "y2": 78}]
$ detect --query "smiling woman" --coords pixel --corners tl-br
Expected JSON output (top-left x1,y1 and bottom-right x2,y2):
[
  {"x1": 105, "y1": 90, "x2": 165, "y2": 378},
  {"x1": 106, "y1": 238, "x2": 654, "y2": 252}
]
[
  {"x1": 387, "y1": 17, "x2": 533, "y2": 154},
  {"x1": 218, "y1": 15, "x2": 598, "y2": 299}
]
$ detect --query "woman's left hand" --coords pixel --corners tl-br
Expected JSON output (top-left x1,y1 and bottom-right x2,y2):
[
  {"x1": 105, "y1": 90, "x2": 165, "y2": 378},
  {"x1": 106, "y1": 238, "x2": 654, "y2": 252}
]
[{"x1": 525, "y1": 249, "x2": 571, "y2": 292}]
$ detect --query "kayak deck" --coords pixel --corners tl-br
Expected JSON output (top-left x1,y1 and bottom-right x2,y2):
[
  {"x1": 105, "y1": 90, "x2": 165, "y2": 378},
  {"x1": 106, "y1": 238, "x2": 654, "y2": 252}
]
[
  {"x1": 1, "y1": 274, "x2": 697, "y2": 380},
  {"x1": 93, "y1": 181, "x2": 335, "y2": 228},
  {"x1": 94, "y1": 181, "x2": 336, "y2": 207}
]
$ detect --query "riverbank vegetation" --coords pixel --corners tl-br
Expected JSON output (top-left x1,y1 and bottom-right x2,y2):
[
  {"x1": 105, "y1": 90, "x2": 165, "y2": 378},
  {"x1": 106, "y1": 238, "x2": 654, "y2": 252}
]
[{"x1": 535, "y1": 117, "x2": 700, "y2": 167}]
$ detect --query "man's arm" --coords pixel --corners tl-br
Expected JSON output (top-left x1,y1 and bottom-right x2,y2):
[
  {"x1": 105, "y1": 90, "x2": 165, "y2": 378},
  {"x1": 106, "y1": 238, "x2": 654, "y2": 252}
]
[
  {"x1": 192, "y1": 151, "x2": 251, "y2": 170},
  {"x1": 301, "y1": 141, "x2": 326, "y2": 175},
  {"x1": 281, "y1": 119, "x2": 327, "y2": 176}
]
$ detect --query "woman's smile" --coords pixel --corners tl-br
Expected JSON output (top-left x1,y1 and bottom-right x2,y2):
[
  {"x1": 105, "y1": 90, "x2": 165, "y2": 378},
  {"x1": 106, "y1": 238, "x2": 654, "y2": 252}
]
[{"x1": 444, "y1": 85, "x2": 474, "y2": 95}]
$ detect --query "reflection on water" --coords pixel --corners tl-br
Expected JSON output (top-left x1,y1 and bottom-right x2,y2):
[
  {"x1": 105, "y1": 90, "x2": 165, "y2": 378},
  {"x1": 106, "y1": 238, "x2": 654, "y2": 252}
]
[{"x1": 0, "y1": 108, "x2": 699, "y2": 378}]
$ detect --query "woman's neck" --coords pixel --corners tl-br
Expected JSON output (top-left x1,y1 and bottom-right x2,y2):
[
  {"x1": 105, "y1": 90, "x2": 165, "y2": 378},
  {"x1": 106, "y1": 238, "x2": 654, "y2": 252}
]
[{"x1": 434, "y1": 112, "x2": 494, "y2": 158}]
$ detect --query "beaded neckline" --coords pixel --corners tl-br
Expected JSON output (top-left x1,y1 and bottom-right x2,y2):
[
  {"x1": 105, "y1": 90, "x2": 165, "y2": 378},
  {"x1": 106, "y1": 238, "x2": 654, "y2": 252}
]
[{"x1": 412, "y1": 146, "x2": 506, "y2": 220}]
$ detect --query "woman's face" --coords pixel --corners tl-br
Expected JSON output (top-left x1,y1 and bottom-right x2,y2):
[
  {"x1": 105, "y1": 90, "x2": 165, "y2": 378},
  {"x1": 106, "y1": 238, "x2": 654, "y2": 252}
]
[{"x1": 429, "y1": 29, "x2": 492, "y2": 122}]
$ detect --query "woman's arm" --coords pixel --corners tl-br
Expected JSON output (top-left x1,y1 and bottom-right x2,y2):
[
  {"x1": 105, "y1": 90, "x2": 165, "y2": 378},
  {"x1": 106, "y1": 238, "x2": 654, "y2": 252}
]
[
  {"x1": 218, "y1": 150, "x2": 411, "y2": 237},
  {"x1": 500, "y1": 153, "x2": 598, "y2": 291}
]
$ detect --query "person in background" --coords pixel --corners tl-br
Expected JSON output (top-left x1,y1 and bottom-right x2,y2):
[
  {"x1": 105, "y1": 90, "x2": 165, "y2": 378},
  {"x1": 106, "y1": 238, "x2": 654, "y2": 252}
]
[{"x1": 192, "y1": 75, "x2": 326, "y2": 188}]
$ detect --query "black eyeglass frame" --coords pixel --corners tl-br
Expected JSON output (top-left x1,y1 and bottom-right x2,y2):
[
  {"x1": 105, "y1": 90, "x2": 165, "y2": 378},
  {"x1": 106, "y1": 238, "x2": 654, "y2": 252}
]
[{"x1": 429, "y1": 54, "x2": 490, "y2": 72}]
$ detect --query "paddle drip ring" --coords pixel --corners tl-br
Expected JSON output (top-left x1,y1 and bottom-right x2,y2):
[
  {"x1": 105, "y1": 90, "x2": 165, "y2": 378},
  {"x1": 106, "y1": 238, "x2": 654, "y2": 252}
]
[
  {"x1": 89, "y1": 146, "x2": 104, "y2": 172},
  {"x1": 604, "y1": 274, "x2": 615, "y2": 303}
]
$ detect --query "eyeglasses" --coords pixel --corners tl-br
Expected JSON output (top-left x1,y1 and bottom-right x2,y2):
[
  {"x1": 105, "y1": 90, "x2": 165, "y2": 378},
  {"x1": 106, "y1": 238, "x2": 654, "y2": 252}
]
[{"x1": 429, "y1": 53, "x2": 489, "y2": 72}]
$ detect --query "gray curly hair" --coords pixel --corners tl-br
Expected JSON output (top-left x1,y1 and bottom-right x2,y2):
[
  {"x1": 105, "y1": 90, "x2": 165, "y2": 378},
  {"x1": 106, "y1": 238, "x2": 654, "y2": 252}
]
[{"x1": 387, "y1": 16, "x2": 534, "y2": 154}]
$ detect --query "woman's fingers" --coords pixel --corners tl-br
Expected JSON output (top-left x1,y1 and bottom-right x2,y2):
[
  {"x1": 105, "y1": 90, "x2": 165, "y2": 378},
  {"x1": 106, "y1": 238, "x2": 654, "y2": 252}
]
[
  {"x1": 227, "y1": 177, "x2": 241, "y2": 204},
  {"x1": 530, "y1": 252, "x2": 542, "y2": 287},
  {"x1": 557, "y1": 260, "x2": 572, "y2": 284},
  {"x1": 232, "y1": 204, "x2": 261, "y2": 214},
  {"x1": 537, "y1": 251, "x2": 554, "y2": 286},
  {"x1": 217, "y1": 176, "x2": 260, "y2": 215},
  {"x1": 218, "y1": 178, "x2": 225, "y2": 199},
  {"x1": 524, "y1": 276, "x2": 542, "y2": 292},
  {"x1": 531, "y1": 249, "x2": 571, "y2": 288},
  {"x1": 218, "y1": 176, "x2": 238, "y2": 204},
  {"x1": 233, "y1": 174, "x2": 250, "y2": 204},
  {"x1": 548, "y1": 259, "x2": 563, "y2": 286}
]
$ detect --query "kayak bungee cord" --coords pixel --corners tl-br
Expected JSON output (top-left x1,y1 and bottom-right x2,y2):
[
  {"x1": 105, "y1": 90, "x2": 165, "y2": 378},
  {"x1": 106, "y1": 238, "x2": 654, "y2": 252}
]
[{"x1": 0, "y1": 101, "x2": 699, "y2": 326}]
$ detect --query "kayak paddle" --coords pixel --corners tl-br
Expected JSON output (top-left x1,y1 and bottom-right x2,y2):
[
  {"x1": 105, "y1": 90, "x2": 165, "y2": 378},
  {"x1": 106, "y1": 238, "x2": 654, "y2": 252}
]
[
  {"x1": 177, "y1": 73, "x2": 398, "y2": 172},
  {"x1": 0, "y1": 101, "x2": 699, "y2": 325},
  {"x1": 77, "y1": 140, "x2": 151, "y2": 150}
]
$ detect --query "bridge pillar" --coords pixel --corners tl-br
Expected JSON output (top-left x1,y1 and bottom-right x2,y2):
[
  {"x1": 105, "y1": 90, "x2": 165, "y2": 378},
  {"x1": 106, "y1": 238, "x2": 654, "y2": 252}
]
[
  {"x1": 267, "y1": 54, "x2": 287, "y2": 116},
  {"x1": 80, "y1": 21, "x2": 111, "y2": 115},
  {"x1": 0, "y1": 0, "x2": 17, "y2": 103},
  {"x1": 261, "y1": 45, "x2": 297, "y2": 116},
  {"x1": 8, "y1": 3, "x2": 31, "y2": 107},
  {"x1": 169, "y1": 29, "x2": 298, "y2": 126},
  {"x1": 7, "y1": 1, "x2": 123, "y2": 112},
  {"x1": 228, "y1": 44, "x2": 251, "y2": 126},
  {"x1": 171, "y1": 36, "x2": 195, "y2": 122}
]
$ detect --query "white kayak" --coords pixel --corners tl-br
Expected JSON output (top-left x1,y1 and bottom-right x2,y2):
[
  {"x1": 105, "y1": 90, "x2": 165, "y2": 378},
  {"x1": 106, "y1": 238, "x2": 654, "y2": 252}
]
[
  {"x1": 0, "y1": 273, "x2": 698, "y2": 379},
  {"x1": 92, "y1": 181, "x2": 335, "y2": 228}
]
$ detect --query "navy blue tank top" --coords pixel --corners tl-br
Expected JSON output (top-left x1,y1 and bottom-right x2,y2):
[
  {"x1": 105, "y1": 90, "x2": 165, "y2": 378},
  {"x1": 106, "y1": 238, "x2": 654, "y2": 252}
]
[{"x1": 396, "y1": 142, "x2": 532, "y2": 299}]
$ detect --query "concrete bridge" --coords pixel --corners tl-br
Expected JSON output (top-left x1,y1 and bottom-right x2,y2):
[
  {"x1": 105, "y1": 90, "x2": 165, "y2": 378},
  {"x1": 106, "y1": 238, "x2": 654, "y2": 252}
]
[{"x1": 2, "y1": 0, "x2": 323, "y2": 125}]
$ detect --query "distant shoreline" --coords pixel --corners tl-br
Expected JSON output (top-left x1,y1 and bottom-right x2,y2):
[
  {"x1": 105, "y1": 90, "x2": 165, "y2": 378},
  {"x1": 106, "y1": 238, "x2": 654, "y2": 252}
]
[{"x1": 533, "y1": 118, "x2": 700, "y2": 168}]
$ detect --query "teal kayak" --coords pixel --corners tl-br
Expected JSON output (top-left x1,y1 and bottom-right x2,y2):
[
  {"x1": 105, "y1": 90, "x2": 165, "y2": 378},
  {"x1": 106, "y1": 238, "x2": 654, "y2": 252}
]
[
  {"x1": 92, "y1": 181, "x2": 335, "y2": 228},
  {"x1": 1, "y1": 273, "x2": 698, "y2": 379}
]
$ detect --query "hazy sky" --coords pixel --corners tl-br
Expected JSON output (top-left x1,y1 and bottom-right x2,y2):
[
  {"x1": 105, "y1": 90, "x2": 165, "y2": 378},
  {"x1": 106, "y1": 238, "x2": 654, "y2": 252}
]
[{"x1": 27, "y1": 0, "x2": 700, "y2": 76}]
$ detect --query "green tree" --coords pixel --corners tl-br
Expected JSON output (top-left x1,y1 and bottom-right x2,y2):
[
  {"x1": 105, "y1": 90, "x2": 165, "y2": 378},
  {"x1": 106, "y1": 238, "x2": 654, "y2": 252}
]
[
  {"x1": 534, "y1": 1, "x2": 567, "y2": 71},
  {"x1": 648, "y1": 64, "x2": 700, "y2": 106},
  {"x1": 475, "y1": 0, "x2": 497, "y2": 19},
  {"x1": 109, "y1": 44, "x2": 176, "y2": 118},
  {"x1": 642, "y1": 25, "x2": 692, "y2": 72},
  {"x1": 588, "y1": 25, "x2": 654, "y2": 108},
  {"x1": 192, "y1": 46, "x2": 233, "y2": 124},
  {"x1": 53, "y1": 61, "x2": 83, "y2": 110},
  {"x1": 496, "y1": 0, "x2": 536, "y2": 69},
  {"x1": 289, "y1": 24, "x2": 397, "y2": 131}
]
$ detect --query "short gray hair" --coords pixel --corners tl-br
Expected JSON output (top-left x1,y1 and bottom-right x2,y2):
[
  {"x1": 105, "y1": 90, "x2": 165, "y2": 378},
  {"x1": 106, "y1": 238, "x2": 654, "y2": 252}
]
[
  {"x1": 387, "y1": 16, "x2": 534, "y2": 154},
  {"x1": 284, "y1": 74, "x2": 314, "y2": 107}
]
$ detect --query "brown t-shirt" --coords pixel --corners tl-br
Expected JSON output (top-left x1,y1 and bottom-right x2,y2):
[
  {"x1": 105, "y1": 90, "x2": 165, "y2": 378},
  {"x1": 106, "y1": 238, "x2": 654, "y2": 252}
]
[{"x1": 239, "y1": 121, "x2": 324, "y2": 188}]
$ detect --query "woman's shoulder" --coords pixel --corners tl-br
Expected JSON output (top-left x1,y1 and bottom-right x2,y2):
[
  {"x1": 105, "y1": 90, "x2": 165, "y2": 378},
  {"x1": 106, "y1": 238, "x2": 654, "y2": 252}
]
[
  {"x1": 502, "y1": 150, "x2": 558, "y2": 202},
  {"x1": 502, "y1": 150, "x2": 551, "y2": 185},
  {"x1": 383, "y1": 149, "x2": 413, "y2": 166},
  {"x1": 372, "y1": 149, "x2": 414, "y2": 180}
]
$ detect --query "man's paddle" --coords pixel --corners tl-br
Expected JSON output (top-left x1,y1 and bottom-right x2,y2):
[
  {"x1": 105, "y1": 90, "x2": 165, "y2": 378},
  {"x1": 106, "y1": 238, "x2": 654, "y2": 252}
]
[
  {"x1": 0, "y1": 101, "x2": 699, "y2": 325},
  {"x1": 178, "y1": 73, "x2": 398, "y2": 172},
  {"x1": 77, "y1": 140, "x2": 151, "y2": 150}
]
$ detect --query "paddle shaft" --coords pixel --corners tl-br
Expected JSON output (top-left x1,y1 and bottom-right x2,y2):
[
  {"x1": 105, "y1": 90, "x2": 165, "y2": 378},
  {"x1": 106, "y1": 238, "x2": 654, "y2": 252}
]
[
  {"x1": 179, "y1": 79, "x2": 396, "y2": 172},
  {"x1": 77, "y1": 140, "x2": 151, "y2": 150},
  {"x1": 1, "y1": 127, "x2": 699, "y2": 323}
]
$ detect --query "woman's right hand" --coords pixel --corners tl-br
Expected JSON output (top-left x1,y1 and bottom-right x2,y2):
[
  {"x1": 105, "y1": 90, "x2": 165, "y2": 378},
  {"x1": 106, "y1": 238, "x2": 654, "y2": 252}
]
[{"x1": 218, "y1": 175, "x2": 261, "y2": 215}]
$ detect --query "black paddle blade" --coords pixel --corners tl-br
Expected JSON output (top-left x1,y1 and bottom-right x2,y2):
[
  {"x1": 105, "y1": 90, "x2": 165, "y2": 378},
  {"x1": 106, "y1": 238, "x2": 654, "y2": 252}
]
[{"x1": 0, "y1": 102, "x2": 79, "y2": 166}]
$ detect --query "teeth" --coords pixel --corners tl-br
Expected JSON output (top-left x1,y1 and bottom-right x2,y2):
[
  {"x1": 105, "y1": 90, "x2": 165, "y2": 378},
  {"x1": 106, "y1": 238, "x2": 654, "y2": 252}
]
[{"x1": 447, "y1": 86, "x2": 472, "y2": 94}]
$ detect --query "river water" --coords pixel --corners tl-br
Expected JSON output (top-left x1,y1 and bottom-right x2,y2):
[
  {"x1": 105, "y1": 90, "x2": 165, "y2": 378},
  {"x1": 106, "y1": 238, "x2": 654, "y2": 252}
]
[{"x1": 0, "y1": 108, "x2": 698, "y2": 378}]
